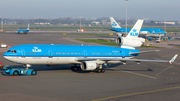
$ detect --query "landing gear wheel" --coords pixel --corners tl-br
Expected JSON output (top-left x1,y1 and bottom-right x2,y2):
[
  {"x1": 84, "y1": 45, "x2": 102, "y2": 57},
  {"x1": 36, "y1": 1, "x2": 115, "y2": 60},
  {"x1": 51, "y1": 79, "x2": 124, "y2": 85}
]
[
  {"x1": 74, "y1": 67, "x2": 78, "y2": 71},
  {"x1": 31, "y1": 70, "x2": 37, "y2": 75},
  {"x1": 97, "y1": 69, "x2": 101, "y2": 73},
  {"x1": 13, "y1": 71, "x2": 19, "y2": 76},
  {"x1": 101, "y1": 69, "x2": 105, "y2": 73},
  {"x1": 71, "y1": 66, "x2": 74, "y2": 70},
  {"x1": 95, "y1": 69, "x2": 105, "y2": 73},
  {"x1": 77, "y1": 66, "x2": 81, "y2": 71},
  {"x1": 71, "y1": 66, "x2": 81, "y2": 71}
]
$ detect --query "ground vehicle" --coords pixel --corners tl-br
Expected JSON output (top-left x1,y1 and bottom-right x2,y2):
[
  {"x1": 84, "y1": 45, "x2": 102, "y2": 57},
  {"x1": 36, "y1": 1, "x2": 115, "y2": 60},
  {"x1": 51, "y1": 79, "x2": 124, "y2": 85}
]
[{"x1": 2, "y1": 65, "x2": 37, "y2": 76}]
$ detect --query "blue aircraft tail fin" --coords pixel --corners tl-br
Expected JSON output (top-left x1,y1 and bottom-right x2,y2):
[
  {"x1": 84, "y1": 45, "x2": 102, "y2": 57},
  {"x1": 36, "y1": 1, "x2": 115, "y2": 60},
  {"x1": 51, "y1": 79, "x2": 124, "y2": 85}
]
[
  {"x1": 27, "y1": 24, "x2": 30, "y2": 30},
  {"x1": 110, "y1": 17, "x2": 121, "y2": 28}
]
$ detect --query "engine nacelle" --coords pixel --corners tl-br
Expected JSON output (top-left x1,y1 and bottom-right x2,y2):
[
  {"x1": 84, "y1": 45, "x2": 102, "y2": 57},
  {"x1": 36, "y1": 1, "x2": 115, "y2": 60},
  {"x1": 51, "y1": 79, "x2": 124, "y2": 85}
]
[
  {"x1": 81, "y1": 61, "x2": 98, "y2": 71},
  {"x1": 116, "y1": 37, "x2": 143, "y2": 48}
]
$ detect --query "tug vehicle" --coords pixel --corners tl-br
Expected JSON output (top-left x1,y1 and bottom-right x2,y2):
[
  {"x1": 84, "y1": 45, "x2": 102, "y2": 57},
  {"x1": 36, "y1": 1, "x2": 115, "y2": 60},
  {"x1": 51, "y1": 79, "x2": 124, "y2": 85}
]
[{"x1": 1, "y1": 65, "x2": 37, "y2": 76}]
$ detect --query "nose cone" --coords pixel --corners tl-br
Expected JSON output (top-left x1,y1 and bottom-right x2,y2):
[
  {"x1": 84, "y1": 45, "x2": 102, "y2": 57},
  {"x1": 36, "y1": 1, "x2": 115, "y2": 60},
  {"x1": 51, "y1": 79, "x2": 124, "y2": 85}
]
[{"x1": 3, "y1": 52, "x2": 10, "y2": 60}]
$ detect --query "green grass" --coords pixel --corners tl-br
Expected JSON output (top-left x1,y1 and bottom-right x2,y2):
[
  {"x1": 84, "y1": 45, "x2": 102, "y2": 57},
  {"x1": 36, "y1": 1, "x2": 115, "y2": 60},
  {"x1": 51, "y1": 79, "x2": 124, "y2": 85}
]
[
  {"x1": 175, "y1": 46, "x2": 180, "y2": 48},
  {"x1": 140, "y1": 45, "x2": 162, "y2": 48},
  {"x1": 76, "y1": 39, "x2": 118, "y2": 46},
  {"x1": 76, "y1": 39, "x2": 164, "y2": 48},
  {"x1": 53, "y1": 33, "x2": 114, "y2": 36}
]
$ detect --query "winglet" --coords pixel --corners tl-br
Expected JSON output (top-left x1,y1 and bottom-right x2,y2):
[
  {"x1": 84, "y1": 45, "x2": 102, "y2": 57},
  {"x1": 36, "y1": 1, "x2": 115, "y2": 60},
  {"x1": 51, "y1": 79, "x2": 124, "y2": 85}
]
[{"x1": 169, "y1": 54, "x2": 178, "y2": 64}]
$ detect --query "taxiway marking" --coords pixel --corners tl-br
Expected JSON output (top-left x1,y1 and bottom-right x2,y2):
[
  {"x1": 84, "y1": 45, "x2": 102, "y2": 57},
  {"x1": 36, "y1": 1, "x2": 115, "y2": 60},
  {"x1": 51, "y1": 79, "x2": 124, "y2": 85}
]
[
  {"x1": 122, "y1": 71, "x2": 157, "y2": 79},
  {"x1": 0, "y1": 76, "x2": 15, "y2": 80},
  {"x1": 93, "y1": 86, "x2": 180, "y2": 101}
]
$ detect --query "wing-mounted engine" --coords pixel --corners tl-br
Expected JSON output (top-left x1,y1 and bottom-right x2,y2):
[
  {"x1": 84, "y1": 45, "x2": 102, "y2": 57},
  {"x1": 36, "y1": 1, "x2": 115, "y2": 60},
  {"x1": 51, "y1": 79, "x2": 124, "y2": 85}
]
[
  {"x1": 81, "y1": 61, "x2": 99, "y2": 71},
  {"x1": 116, "y1": 37, "x2": 143, "y2": 48}
]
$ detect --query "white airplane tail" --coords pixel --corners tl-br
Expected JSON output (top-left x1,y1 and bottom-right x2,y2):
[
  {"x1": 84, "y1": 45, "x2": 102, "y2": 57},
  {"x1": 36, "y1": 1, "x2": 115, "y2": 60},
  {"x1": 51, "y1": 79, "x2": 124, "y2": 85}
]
[
  {"x1": 27, "y1": 24, "x2": 30, "y2": 30},
  {"x1": 110, "y1": 17, "x2": 121, "y2": 28},
  {"x1": 119, "y1": 19, "x2": 144, "y2": 49},
  {"x1": 126, "y1": 19, "x2": 143, "y2": 38}
]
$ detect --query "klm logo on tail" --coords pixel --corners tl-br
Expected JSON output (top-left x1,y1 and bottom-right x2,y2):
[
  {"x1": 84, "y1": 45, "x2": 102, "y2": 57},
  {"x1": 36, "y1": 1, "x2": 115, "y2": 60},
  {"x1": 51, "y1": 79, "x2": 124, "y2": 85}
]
[
  {"x1": 112, "y1": 22, "x2": 117, "y2": 26},
  {"x1": 130, "y1": 29, "x2": 138, "y2": 36}
]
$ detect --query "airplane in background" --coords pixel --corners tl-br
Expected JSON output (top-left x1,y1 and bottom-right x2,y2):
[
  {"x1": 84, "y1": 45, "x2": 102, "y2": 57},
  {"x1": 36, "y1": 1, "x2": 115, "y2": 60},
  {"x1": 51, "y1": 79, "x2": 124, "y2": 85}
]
[
  {"x1": 110, "y1": 17, "x2": 167, "y2": 37},
  {"x1": 3, "y1": 20, "x2": 178, "y2": 73},
  {"x1": 16, "y1": 24, "x2": 30, "y2": 34}
]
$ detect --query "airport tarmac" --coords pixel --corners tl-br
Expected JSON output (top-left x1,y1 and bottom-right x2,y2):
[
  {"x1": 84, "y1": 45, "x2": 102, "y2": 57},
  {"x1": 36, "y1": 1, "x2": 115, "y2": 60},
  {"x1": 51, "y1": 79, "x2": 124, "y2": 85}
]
[{"x1": 0, "y1": 32, "x2": 180, "y2": 101}]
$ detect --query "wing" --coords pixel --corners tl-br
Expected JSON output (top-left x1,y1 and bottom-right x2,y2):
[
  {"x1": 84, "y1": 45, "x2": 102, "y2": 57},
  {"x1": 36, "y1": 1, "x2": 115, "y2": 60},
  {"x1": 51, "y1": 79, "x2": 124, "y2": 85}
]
[
  {"x1": 75, "y1": 54, "x2": 178, "y2": 64},
  {"x1": 129, "y1": 50, "x2": 160, "y2": 55}
]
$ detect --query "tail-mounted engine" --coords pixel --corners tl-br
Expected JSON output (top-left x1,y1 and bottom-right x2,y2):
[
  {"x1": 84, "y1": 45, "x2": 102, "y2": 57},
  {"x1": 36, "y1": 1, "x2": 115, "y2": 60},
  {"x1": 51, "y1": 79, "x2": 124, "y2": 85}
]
[{"x1": 116, "y1": 37, "x2": 143, "y2": 48}]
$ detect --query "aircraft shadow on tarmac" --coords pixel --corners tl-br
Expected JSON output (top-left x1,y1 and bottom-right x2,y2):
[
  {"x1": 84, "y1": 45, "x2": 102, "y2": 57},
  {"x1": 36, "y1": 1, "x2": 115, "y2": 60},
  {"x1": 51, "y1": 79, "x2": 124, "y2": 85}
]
[{"x1": 0, "y1": 63, "x2": 153, "y2": 74}]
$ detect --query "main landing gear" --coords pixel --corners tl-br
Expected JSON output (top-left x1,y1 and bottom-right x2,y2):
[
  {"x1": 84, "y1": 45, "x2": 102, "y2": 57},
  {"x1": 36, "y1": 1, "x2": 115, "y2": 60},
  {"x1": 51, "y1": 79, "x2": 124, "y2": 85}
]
[
  {"x1": 71, "y1": 64, "x2": 105, "y2": 73},
  {"x1": 71, "y1": 65, "x2": 81, "y2": 71},
  {"x1": 94, "y1": 64, "x2": 105, "y2": 73},
  {"x1": 94, "y1": 68, "x2": 105, "y2": 73}
]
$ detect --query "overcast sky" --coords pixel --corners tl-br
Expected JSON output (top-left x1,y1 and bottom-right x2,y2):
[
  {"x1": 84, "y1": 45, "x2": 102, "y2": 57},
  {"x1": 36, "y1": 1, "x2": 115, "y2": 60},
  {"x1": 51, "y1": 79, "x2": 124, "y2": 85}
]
[{"x1": 0, "y1": 0, "x2": 179, "y2": 20}]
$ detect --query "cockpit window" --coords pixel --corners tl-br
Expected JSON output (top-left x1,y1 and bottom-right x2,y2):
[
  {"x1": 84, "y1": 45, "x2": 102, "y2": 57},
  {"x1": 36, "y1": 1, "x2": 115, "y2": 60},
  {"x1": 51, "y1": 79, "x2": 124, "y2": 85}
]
[{"x1": 7, "y1": 50, "x2": 17, "y2": 53}]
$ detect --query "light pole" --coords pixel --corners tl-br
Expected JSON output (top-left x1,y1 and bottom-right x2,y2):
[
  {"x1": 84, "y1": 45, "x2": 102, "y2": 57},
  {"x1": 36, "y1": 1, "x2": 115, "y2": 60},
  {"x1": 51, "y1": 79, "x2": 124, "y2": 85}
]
[
  {"x1": 125, "y1": 0, "x2": 128, "y2": 35},
  {"x1": 79, "y1": 17, "x2": 83, "y2": 30},
  {"x1": 80, "y1": 17, "x2": 81, "y2": 30},
  {"x1": 164, "y1": 19, "x2": 166, "y2": 32},
  {"x1": 0, "y1": 16, "x2": 3, "y2": 31}
]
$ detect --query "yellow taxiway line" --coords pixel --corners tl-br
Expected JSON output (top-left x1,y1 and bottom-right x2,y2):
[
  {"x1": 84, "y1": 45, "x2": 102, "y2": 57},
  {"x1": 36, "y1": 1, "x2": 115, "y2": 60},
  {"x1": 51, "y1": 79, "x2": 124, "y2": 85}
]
[{"x1": 93, "y1": 86, "x2": 180, "y2": 101}]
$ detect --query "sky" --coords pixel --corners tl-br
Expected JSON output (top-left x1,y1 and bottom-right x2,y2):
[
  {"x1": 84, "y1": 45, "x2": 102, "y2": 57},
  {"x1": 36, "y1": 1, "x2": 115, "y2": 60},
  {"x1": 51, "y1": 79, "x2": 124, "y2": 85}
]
[{"x1": 0, "y1": 0, "x2": 179, "y2": 20}]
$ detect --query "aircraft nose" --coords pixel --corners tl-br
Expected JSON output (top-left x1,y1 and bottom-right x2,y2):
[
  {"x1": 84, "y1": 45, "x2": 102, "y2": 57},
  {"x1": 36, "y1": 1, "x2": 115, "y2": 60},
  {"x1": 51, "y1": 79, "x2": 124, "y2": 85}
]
[{"x1": 3, "y1": 52, "x2": 9, "y2": 59}]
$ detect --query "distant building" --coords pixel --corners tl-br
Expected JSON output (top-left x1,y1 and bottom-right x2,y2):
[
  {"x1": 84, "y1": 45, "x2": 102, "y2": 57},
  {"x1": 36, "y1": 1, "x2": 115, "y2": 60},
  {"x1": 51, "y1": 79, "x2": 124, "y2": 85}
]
[
  {"x1": 34, "y1": 22, "x2": 51, "y2": 25},
  {"x1": 178, "y1": 20, "x2": 180, "y2": 25},
  {"x1": 143, "y1": 18, "x2": 149, "y2": 21},
  {"x1": 91, "y1": 21, "x2": 100, "y2": 25},
  {"x1": 155, "y1": 21, "x2": 175, "y2": 25},
  {"x1": 101, "y1": 20, "x2": 108, "y2": 26}
]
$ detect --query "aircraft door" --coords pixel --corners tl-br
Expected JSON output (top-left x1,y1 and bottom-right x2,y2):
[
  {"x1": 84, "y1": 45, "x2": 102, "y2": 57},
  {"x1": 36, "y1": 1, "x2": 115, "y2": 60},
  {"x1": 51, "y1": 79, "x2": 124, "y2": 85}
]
[
  {"x1": 48, "y1": 50, "x2": 53, "y2": 64},
  {"x1": 21, "y1": 49, "x2": 27, "y2": 63},
  {"x1": 83, "y1": 50, "x2": 87, "y2": 58},
  {"x1": 122, "y1": 51, "x2": 125, "y2": 58},
  {"x1": 48, "y1": 50, "x2": 53, "y2": 58},
  {"x1": 21, "y1": 49, "x2": 26, "y2": 57}
]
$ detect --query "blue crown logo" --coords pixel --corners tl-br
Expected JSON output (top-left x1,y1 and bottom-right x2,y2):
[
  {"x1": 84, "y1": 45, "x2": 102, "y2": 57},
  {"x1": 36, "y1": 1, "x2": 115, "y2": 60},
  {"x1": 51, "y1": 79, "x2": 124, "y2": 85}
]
[
  {"x1": 130, "y1": 29, "x2": 138, "y2": 36},
  {"x1": 112, "y1": 22, "x2": 117, "y2": 26}
]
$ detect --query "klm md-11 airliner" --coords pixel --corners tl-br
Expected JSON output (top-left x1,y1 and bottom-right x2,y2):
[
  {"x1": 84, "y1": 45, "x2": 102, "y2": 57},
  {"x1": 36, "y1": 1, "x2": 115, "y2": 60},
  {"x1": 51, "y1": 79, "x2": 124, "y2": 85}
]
[{"x1": 4, "y1": 20, "x2": 177, "y2": 73}]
